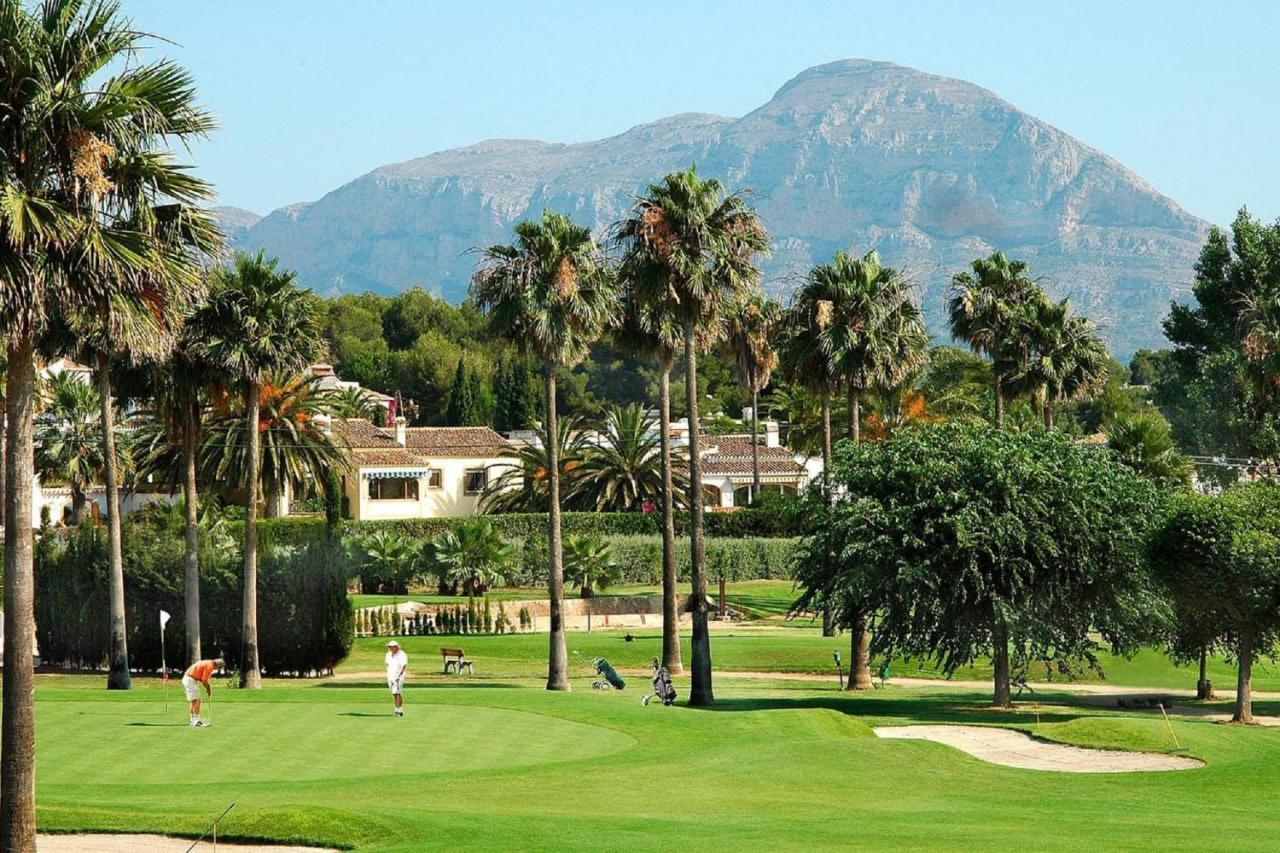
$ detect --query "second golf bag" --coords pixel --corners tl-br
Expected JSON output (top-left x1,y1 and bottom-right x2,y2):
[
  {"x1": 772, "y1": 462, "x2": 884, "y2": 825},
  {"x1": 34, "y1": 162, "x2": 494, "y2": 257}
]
[{"x1": 643, "y1": 656, "x2": 677, "y2": 706}]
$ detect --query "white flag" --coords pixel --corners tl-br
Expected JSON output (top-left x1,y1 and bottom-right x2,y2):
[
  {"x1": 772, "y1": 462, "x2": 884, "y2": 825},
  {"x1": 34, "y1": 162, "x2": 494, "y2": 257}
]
[{"x1": 159, "y1": 610, "x2": 171, "y2": 631}]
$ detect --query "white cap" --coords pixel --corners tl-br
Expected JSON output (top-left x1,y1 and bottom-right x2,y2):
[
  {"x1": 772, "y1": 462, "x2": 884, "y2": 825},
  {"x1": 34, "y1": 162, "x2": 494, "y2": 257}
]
[{"x1": 387, "y1": 640, "x2": 400, "y2": 647}]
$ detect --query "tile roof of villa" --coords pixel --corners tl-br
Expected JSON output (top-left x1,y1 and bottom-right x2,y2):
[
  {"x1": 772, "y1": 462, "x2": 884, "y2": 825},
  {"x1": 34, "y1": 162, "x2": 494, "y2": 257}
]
[
  {"x1": 698, "y1": 434, "x2": 806, "y2": 477},
  {"x1": 332, "y1": 419, "x2": 513, "y2": 462}
]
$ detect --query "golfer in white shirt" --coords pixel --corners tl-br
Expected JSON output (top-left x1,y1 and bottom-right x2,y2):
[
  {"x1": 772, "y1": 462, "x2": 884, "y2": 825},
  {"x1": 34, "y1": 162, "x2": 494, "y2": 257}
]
[{"x1": 385, "y1": 640, "x2": 408, "y2": 717}]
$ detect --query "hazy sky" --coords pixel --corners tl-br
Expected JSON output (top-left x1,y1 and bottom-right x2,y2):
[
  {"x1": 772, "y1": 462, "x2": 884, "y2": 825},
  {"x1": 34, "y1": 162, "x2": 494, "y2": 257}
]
[{"x1": 128, "y1": 0, "x2": 1279, "y2": 226}]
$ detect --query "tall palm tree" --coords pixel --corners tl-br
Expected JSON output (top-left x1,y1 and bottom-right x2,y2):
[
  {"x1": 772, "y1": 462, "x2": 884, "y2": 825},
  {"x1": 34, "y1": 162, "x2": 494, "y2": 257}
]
[
  {"x1": 614, "y1": 167, "x2": 769, "y2": 706},
  {"x1": 472, "y1": 210, "x2": 617, "y2": 691},
  {"x1": 201, "y1": 373, "x2": 349, "y2": 517},
  {"x1": 609, "y1": 292, "x2": 687, "y2": 673},
  {"x1": 1014, "y1": 298, "x2": 1108, "y2": 429},
  {"x1": 0, "y1": 2, "x2": 215, "y2": 842},
  {"x1": 196, "y1": 251, "x2": 320, "y2": 688},
  {"x1": 575, "y1": 403, "x2": 690, "y2": 511},
  {"x1": 722, "y1": 294, "x2": 782, "y2": 500},
  {"x1": 808, "y1": 249, "x2": 929, "y2": 687},
  {"x1": 947, "y1": 252, "x2": 1043, "y2": 427}
]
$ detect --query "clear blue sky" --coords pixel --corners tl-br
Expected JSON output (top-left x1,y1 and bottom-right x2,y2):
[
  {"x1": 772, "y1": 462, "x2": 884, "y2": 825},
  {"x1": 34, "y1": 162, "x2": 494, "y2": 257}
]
[{"x1": 129, "y1": 0, "x2": 1278, "y2": 227}]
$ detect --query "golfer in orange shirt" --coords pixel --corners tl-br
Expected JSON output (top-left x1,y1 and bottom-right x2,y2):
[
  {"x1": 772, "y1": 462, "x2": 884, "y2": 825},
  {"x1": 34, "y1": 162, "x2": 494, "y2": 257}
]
[{"x1": 182, "y1": 658, "x2": 224, "y2": 727}]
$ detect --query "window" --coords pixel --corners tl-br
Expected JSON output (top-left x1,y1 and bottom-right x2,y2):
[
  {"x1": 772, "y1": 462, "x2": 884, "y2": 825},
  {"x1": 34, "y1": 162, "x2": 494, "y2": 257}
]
[
  {"x1": 427, "y1": 469, "x2": 442, "y2": 490},
  {"x1": 367, "y1": 477, "x2": 420, "y2": 501},
  {"x1": 463, "y1": 468, "x2": 487, "y2": 495}
]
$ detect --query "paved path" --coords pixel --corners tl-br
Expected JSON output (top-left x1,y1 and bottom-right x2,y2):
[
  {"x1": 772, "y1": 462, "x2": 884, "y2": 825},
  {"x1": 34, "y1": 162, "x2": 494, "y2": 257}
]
[{"x1": 873, "y1": 724, "x2": 1203, "y2": 773}]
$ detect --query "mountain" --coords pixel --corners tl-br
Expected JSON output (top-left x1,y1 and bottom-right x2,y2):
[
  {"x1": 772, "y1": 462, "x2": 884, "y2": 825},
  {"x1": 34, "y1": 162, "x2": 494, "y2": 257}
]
[{"x1": 223, "y1": 59, "x2": 1211, "y2": 357}]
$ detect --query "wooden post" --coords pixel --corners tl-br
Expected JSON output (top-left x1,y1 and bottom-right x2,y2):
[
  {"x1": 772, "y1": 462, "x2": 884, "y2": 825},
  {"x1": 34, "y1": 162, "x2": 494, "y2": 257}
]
[{"x1": 718, "y1": 575, "x2": 726, "y2": 617}]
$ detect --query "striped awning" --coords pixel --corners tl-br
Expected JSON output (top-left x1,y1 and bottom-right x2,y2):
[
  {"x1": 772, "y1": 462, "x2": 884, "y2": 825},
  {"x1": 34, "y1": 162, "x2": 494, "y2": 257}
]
[{"x1": 361, "y1": 469, "x2": 429, "y2": 480}]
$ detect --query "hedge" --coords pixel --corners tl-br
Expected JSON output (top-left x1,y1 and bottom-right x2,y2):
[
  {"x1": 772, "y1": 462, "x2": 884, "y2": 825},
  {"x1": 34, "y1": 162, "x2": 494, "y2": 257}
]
[
  {"x1": 35, "y1": 519, "x2": 353, "y2": 677},
  {"x1": 520, "y1": 535, "x2": 799, "y2": 586}
]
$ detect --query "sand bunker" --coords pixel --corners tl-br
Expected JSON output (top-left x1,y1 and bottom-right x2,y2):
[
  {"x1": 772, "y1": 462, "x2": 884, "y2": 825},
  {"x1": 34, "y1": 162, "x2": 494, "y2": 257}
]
[
  {"x1": 37, "y1": 834, "x2": 335, "y2": 852},
  {"x1": 874, "y1": 724, "x2": 1202, "y2": 773}
]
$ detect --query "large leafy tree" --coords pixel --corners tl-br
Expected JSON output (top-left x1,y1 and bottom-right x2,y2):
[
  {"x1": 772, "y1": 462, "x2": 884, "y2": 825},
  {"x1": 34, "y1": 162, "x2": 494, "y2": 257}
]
[
  {"x1": 195, "y1": 251, "x2": 320, "y2": 688},
  {"x1": 1106, "y1": 410, "x2": 1192, "y2": 489},
  {"x1": 1150, "y1": 485, "x2": 1280, "y2": 724},
  {"x1": 0, "y1": 1, "x2": 214, "y2": 842},
  {"x1": 947, "y1": 252, "x2": 1044, "y2": 427},
  {"x1": 721, "y1": 293, "x2": 782, "y2": 497},
  {"x1": 614, "y1": 167, "x2": 768, "y2": 706},
  {"x1": 610, "y1": 288, "x2": 687, "y2": 673},
  {"x1": 574, "y1": 403, "x2": 689, "y2": 512},
  {"x1": 472, "y1": 210, "x2": 616, "y2": 691},
  {"x1": 794, "y1": 424, "x2": 1160, "y2": 707}
]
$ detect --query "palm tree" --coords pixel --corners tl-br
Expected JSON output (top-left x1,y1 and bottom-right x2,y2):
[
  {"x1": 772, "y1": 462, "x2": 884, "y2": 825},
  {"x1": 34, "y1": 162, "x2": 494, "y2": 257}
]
[
  {"x1": 201, "y1": 374, "x2": 349, "y2": 517},
  {"x1": 564, "y1": 534, "x2": 621, "y2": 632},
  {"x1": 426, "y1": 519, "x2": 518, "y2": 597},
  {"x1": 609, "y1": 291, "x2": 687, "y2": 674},
  {"x1": 947, "y1": 252, "x2": 1043, "y2": 427},
  {"x1": 472, "y1": 210, "x2": 616, "y2": 691},
  {"x1": 196, "y1": 251, "x2": 320, "y2": 688},
  {"x1": 1106, "y1": 410, "x2": 1193, "y2": 488},
  {"x1": 614, "y1": 167, "x2": 768, "y2": 706},
  {"x1": 349, "y1": 529, "x2": 420, "y2": 595},
  {"x1": 0, "y1": 3, "x2": 215, "y2": 840},
  {"x1": 481, "y1": 416, "x2": 589, "y2": 514},
  {"x1": 328, "y1": 386, "x2": 384, "y2": 421},
  {"x1": 34, "y1": 372, "x2": 106, "y2": 526},
  {"x1": 1015, "y1": 298, "x2": 1108, "y2": 429},
  {"x1": 575, "y1": 403, "x2": 689, "y2": 511},
  {"x1": 722, "y1": 294, "x2": 782, "y2": 500}
]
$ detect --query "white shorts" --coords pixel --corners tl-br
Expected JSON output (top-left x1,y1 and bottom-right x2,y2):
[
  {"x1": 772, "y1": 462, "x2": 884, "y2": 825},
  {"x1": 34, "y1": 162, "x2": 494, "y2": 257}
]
[
  {"x1": 388, "y1": 677, "x2": 404, "y2": 696},
  {"x1": 182, "y1": 675, "x2": 201, "y2": 702}
]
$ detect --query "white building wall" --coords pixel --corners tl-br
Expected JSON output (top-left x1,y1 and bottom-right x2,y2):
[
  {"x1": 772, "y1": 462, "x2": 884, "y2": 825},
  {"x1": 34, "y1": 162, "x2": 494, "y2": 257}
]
[{"x1": 345, "y1": 457, "x2": 507, "y2": 521}]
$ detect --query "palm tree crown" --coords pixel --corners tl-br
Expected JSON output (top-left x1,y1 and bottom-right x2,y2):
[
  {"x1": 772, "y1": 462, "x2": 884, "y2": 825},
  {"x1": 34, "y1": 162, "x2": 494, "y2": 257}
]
[{"x1": 574, "y1": 403, "x2": 690, "y2": 512}]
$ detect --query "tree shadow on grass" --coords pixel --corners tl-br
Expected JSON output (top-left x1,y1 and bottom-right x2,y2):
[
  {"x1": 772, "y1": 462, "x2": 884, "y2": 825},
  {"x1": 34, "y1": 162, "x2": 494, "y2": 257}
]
[
  {"x1": 698, "y1": 694, "x2": 1090, "y2": 727},
  {"x1": 124, "y1": 722, "x2": 191, "y2": 727}
]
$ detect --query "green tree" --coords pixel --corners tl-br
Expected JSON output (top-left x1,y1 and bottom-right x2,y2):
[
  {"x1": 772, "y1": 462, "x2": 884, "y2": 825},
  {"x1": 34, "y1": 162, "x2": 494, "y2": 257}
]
[
  {"x1": 947, "y1": 252, "x2": 1044, "y2": 427},
  {"x1": 610, "y1": 288, "x2": 687, "y2": 674},
  {"x1": 1014, "y1": 297, "x2": 1108, "y2": 429},
  {"x1": 563, "y1": 534, "x2": 621, "y2": 632},
  {"x1": 328, "y1": 386, "x2": 383, "y2": 421},
  {"x1": 34, "y1": 372, "x2": 110, "y2": 526},
  {"x1": 0, "y1": 2, "x2": 215, "y2": 841},
  {"x1": 196, "y1": 251, "x2": 321, "y2": 688},
  {"x1": 614, "y1": 167, "x2": 769, "y2": 706},
  {"x1": 1106, "y1": 410, "x2": 1192, "y2": 489},
  {"x1": 472, "y1": 210, "x2": 616, "y2": 690},
  {"x1": 794, "y1": 424, "x2": 1160, "y2": 707},
  {"x1": 445, "y1": 358, "x2": 485, "y2": 426},
  {"x1": 1150, "y1": 485, "x2": 1280, "y2": 723},
  {"x1": 349, "y1": 529, "x2": 420, "y2": 595},
  {"x1": 481, "y1": 417, "x2": 589, "y2": 514},
  {"x1": 721, "y1": 294, "x2": 782, "y2": 497}
]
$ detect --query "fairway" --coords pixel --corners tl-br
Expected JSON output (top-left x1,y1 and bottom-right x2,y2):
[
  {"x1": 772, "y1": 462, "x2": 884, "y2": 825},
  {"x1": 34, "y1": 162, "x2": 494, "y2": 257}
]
[{"x1": 29, "y1": 634, "x2": 1280, "y2": 852}]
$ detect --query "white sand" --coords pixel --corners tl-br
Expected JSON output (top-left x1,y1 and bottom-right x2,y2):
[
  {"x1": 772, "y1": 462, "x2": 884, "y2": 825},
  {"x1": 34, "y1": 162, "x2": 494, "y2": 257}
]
[
  {"x1": 37, "y1": 834, "x2": 335, "y2": 852},
  {"x1": 874, "y1": 724, "x2": 1203, "y2": 773}
]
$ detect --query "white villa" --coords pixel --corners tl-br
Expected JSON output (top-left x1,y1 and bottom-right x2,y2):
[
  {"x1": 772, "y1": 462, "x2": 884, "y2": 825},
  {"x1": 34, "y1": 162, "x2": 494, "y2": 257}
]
[{"x1": 330, "y1": 417, "x2": 515, "y2": 520}]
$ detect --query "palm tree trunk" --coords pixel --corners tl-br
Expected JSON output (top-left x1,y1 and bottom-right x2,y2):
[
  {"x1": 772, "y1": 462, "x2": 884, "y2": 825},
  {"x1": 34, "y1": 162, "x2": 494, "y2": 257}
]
[
  {"x1": 2, "y1": 335, "x2": 38, "y2": 851},
  {"x1": 684, "y1": 324, "x2": 713, "y2": 706},
  {"x1": 992, "y1": 618, "x2": 1012, "y2": 708},
  {"x1": 658, "y1": 364, "x2": 682, "y2": 675},
  {"x1": 183, "y1": 401, "x2": 202, "y2": 665},
  {"x1": 1043, "y1": 401, "x2": 1054, "y2": 430},
  {"x1": 750, "y1": 385, "x2": 761, "y2": 502},
  {"x1": 1232, "y1": 632, "x2": 1254, "y2": 724},
  {"x1": 821, "y1": 391, "x2": 834, "y2": 638},
  {"x1": 848, "y1": 385, "x2": 860, "y2": 444},
  {"x1": 1196, "y1": 645, "x2": 1213, "y2": 700},
  {"x1": 98, "y1": 355, "x2": 131, "y2": 690},
  {"x1": 0, "y1": 407, "x2": 6, "y2": 530},
  {"x1": 994, "y1": 376, "x2": 1005, "y2": 428},
  {"x1": 69, "y1": 489, "x2": 84, "y2": 527},
  {"x1": 544, "y1": 368, "x2": 570, "y2": 691},
  {"x1": 264, "y1": 480, "x2": 283, "y2": 518},
  {"x1": 240, "y1": 381, "x2": 262, "y2": 689}
]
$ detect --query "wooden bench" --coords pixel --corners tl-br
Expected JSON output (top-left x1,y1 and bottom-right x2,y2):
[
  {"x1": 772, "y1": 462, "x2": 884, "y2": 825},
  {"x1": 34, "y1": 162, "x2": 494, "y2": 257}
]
[{"x1": 441, "y1": 647, "x2": 474, "y2": 675}]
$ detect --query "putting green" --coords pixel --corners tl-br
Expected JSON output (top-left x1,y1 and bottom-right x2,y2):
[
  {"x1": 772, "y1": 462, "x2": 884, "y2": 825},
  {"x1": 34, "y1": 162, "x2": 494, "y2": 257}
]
[{"x1": 39, "y1": 696, "x2": 636, "y2": 784}]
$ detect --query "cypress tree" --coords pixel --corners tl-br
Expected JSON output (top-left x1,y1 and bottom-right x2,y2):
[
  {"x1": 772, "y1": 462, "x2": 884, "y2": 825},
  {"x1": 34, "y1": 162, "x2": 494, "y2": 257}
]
[
  {"x1": 465, "y1": 367, "x2": 487, "y2": 426},
  {"x1": 493, "y1": 358, "x2": 511, "y2": 432}
]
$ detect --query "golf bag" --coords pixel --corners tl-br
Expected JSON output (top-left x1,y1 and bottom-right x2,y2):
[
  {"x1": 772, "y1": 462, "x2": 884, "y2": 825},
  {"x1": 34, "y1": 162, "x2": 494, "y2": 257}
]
[
  {"x1": 643, "y1": 657, "x2": 677, "y2": 706},
  {"x1": 577, "y1": 652, "x2": 625, "y2": 690}
]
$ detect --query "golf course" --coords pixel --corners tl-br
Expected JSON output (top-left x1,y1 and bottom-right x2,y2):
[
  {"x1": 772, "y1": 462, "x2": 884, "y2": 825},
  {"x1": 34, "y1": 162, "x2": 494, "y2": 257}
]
[{"x1": 28, "y1": 605, "x2": 1280, "y2": 851}]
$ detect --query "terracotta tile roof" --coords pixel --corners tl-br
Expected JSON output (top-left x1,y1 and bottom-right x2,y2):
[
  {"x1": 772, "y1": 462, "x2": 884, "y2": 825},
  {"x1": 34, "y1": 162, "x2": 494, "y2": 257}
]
[
  {"x1": 404, "y1": 426, "x2": 513, "y2": 458},
  {"x1": 698, "y1": 434, "x2": 806, "y2": 477},
  {"x1": 351, "y1": 448, "x2": 432, "y2": 466},
  {"x1": 331, "y1": 419, "x2": 399, "y2": 448}
]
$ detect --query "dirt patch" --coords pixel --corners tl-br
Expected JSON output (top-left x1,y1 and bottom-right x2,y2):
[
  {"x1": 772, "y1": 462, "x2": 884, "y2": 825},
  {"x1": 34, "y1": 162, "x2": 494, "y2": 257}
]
[
  {"x1": 874, "y1": 724, "x2": 1202, "y2": 773},
  {"x1": 37, "y1": 834, "x2": 336, "y2": 852}
]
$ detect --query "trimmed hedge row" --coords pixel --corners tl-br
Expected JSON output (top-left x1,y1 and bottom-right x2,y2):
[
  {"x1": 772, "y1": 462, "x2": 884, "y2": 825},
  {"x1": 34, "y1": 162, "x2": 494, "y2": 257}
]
[
  {"x1": 35, "y1": 520, "x2": 353, "y2": 676},
  {"x1": 518, "y1": 535, "x2": 799, "y2": 586}
]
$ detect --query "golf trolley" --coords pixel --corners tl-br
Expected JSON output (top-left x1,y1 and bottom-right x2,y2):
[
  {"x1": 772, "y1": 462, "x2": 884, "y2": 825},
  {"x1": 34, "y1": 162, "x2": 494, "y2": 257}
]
[
  {"x1": 642, "y1": 657, "x2": 677, "y2": 706},
  {"x1": 574, "y1": 651, "x2": 625, "y2": 691}
]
